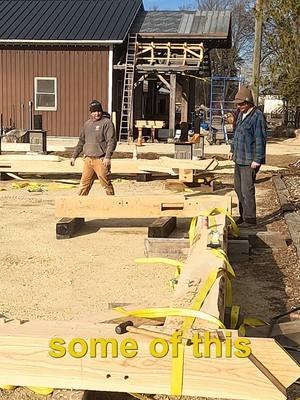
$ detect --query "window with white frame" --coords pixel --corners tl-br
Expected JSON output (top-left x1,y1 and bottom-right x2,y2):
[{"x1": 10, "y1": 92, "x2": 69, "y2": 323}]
[{"x1": 34, "y1": 77, "x2": 57, "y2": 111}]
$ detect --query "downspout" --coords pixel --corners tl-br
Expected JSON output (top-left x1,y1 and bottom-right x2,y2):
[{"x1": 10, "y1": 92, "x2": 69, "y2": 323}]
[{"x1": 108, "y1": 45, "x2": 113, "y2": 115}]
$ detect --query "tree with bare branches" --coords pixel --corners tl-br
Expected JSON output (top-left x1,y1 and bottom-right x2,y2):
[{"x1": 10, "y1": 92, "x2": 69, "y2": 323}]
[
  {"x1": 263, "y1": 0, "x2": 300, "y2": 108},
  {"x1": 194, "y1": 0, "x2": 255, "y2": 77}
]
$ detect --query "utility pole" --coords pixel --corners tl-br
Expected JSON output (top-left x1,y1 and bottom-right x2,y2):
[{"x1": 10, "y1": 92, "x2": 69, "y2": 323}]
[{"x1": 252, "y1": 0, "x2": 265, "y2": 105}]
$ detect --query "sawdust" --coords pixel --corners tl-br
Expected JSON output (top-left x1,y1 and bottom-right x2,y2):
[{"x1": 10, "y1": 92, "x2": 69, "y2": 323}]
[{"x1": 0, "y1": 180, "x2": 176, "y2": 321}]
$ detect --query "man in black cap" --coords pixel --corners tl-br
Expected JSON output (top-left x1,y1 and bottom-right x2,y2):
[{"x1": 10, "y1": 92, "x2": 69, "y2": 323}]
[{"x1": 71, "y1": 100, "x2": 117, "y2": 195}]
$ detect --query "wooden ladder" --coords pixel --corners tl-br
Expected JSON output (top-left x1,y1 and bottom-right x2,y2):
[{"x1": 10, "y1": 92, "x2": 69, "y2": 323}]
[{"x1": 119, "y1": 33, "x2": 138, "y2": 142}]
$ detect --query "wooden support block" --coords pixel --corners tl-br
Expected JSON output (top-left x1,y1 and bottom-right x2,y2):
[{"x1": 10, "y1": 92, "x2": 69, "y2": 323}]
[
  {"x1": 56, "y1": 217, "x2": 85, "y2": 239},
  {"x1": 0, "y1": 172, "x2": 12, "y2": 181},
  {"x1": 228, "y1": 239, "x2": 250, "y2": 255},
  {"x1": 144, "y1": 237, "x2": 189, "y2": 257},
  {"x1": 148, "y1": 217, "x2": 176, "y2": 238},
  {"x1": 179, "y1": 168, "x2": 193, "y2": 183},
  {"x1": 136, "y1": 172, "x2": 152, "y2": 182},
  {"x1": 228, "y1": 239, "x2": 250, "y2": 262},
  {"x1": 249, "y1": 232, "x2": 288, "y2": 250}
]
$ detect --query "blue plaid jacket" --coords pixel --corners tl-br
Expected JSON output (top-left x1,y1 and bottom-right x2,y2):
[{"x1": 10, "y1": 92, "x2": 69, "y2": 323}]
[{"x1": 230, "y1": 108, "x2": 266, "y2": 165}]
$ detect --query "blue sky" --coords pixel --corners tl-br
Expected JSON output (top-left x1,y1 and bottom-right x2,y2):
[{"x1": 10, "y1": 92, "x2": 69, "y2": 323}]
[{"x1": 143, "y1": 0, "x2": 195, "y2": 10}]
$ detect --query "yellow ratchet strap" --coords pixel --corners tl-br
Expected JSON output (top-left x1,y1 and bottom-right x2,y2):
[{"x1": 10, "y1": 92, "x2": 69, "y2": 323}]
[
  {"x1": 0, "y1": 385, "x2": 17, "y2": 390},
  {"x1": 173, "y1": 245, "x2": 235, "y2": 394},
  {"x1": 114, "y1": 307, "x2": 225, "y2": 329},
  {"x1": 211, "y1": 248, "x2": 235, "y2": 307},
  {"x1": 200, "y1": 207, "x2": 240, "y2": 237},
  {"x1": 171, "y1": 342, "x2": 185, "y2": 395},
  {"x1": 27, "y1": 387, "x2": 54, "y2": 395},
  {"x1": 176, "y1": 267, "x2": 226, "y2": 396},
  {"x1": 180, "y1": 268, "x2": 226, "y2": 333},
  {"x1": 114, "y1": 305, "x2": 225, "y2": 396}
]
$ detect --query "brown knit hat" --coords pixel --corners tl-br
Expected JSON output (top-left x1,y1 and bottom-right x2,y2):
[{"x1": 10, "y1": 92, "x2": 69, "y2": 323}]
[{"x1": 234, "y1": 85, "x2": 254, "y2": 104}]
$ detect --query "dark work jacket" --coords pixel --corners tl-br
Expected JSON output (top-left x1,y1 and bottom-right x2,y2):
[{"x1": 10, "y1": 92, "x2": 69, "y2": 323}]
[{"x1": 73, "y1": 117, "x2": 117, "y2": 160}]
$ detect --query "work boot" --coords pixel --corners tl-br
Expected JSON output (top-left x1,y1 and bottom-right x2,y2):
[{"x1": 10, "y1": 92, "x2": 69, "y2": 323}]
[
  {"x1": 235, "y1": 217, "x2": 244, "y2": 225},
  {"x1": 239, "y1": 218, "x2": 256, "y2": 228}
]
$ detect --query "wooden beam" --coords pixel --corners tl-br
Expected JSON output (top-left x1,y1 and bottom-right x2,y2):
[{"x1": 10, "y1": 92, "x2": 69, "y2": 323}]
[
  {"x1": 169, "y1": 73, "x2": 176, "y2": 138},
  {"x1": 179, "y1": 169, "x2": 193, "y2": 183},
  {"x1": 181, "y1": 77, "x2": 189, "y2": 123},
  {"x1": 165, "y1": 211, "x2": 228, "y2": 331},
  {"x1": 0, "y1": 319, "x2": 298, "y2": 399},
  {"x1": 156, "y1": 74, "x2": 170, "y2": 91},
  {"x1": 148, "y1": 217, "x2": 176, "y2": 238},
  {"x1": 0, "y1": 158, "x2": 217, "y2": 176},
  {"x1": 55, "y1": 195, "x2": 231, "y2": 219}
]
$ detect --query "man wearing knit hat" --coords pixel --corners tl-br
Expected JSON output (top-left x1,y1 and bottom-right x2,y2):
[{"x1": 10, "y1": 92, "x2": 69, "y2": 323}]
[
  {"x1": 228, "y1": 85, "x2": 266, "y2": 227},
  {"x1": 70, "y1": 100, "x2": 117, "y2": 196}
]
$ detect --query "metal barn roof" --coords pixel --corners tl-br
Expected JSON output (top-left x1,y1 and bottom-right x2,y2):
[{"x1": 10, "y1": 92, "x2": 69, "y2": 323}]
[
  {"x1": 0, "y1": 0, "x2": 143, "y2": 44},
  {"x1": 132, "y1": 10, "x2": 231, "y2": 39}
]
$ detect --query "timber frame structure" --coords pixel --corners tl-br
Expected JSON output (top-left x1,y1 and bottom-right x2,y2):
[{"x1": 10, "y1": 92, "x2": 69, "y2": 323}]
[
  {"x1": 113, "y1": 10, "x2": 232, "y2": 141},
  {"x1": 0, "y1": 194, "x2": 299, "y2": 400}
]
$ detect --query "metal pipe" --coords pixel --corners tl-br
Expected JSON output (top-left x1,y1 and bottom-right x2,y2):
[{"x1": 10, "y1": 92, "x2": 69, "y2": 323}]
[
  {"x1": 20, "y1": 103, "x2": 24, "y2": 129},
  {"x1": 28, "y1": 101, "x2": 33, "y2": 130}
]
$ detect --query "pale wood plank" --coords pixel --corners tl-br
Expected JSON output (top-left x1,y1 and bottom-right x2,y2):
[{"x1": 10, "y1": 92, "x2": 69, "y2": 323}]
[
  {"x1": 55, "y1": 195, "x2": 230, "y2": 219},
  {"x1": 0, "y1": 158, "x2": 217, "y2": 176},
  {"x1": 249, "y1": 338, "x2": 300, "y2": 388},
  {"x1": 0, "y1": 320, "x2": 292, "y2": 400}
]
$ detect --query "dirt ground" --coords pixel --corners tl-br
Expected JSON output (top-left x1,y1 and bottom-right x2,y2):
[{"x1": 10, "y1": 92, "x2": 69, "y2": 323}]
[
  {"x1": 0, "y1": 150, "x2": 299, "y2": 400},
  {"x1": 0, "y1": 179, "x2": 178, "y2": 321}
]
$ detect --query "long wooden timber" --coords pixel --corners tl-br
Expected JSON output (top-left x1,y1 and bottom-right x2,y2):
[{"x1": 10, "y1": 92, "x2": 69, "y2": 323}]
[
  {"x1": 165, "y1": 209, "x2": 228, "y2": 331},
  {"x1": 0, "y1": 157, "x2": 216, "y2": 176},
  {"x1": 55, "y1": 194, "x2": 231, "y2": 219},
  {"x1": 0, "y1": 318, "x2": 299, "y2": 400}
]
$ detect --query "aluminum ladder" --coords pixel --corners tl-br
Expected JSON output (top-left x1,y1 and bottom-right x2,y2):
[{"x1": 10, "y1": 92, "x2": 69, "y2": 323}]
[
  {"x1": 119, "y1": 33, "x2": 138, "y2": 142},
  {"x1": 209, "y1": 76, "x2": 243, "y2": 145},
  {"x1": 209, "y1": 76, "x2": 227, "y2": 144}
]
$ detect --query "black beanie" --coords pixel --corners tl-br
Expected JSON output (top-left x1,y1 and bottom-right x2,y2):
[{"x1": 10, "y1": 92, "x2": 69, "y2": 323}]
[{"x1": 89, "y1": 100, "x2": 103, "y2": 113}]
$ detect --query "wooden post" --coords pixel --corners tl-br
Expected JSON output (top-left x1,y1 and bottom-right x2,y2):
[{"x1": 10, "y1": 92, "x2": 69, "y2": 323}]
[
  {"x1": 137, "y1": 127, "x2": 143, "y2": 146},
  {"x1": 252, "y1": 0, "x2": 265, "y2": 105},
  {"x1": 134, "y1": 81, "x2": 143, "y2": 120},
  {"x1": 181, "y1": 77, "x2": 189, "y2": 123},
  {"x1": 169, "y1": 73, "x2": 177, "y2": 138}
]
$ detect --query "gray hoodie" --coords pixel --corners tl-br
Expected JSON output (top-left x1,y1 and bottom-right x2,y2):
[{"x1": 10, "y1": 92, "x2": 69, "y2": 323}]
[{"x1": 72, "y1": 117, "x2": 117, "y2": 160}]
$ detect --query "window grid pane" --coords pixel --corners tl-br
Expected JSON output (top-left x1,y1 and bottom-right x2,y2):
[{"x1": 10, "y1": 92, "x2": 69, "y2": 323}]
[{"x1": 35, "y1": 78, "x2": 56, "y2": 110}]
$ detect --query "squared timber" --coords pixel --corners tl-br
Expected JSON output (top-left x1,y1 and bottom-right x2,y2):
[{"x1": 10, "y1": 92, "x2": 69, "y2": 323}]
[{"x1": 148, "y1": 217, "x2": 176, "y2": 238}]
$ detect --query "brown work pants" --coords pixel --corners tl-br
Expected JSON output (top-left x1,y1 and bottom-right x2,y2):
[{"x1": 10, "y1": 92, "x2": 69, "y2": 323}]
[{"x1": 79, "y1": 157, "x2": 114, "y2": 196}]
